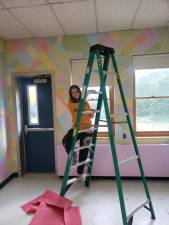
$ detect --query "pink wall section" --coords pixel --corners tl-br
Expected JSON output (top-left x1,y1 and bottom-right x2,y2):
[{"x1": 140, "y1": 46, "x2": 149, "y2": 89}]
[{"x1": 56, "y1": 144, "x2": 169, "y2": 177}]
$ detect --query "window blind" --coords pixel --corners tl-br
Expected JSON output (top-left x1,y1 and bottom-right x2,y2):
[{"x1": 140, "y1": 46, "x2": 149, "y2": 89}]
[{"x1": 133, "y1": 53, "x2": 169, "y2": 70}]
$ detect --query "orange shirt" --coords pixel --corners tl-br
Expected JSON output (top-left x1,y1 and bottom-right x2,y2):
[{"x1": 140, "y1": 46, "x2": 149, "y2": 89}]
[{"x1": 68, "y1": 101, "x2": 93, "y2": 129}]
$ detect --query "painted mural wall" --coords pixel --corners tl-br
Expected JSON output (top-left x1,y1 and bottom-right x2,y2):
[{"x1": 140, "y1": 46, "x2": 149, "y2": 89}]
[
  {"x1": 2, "y1": 27, "x2": 169, "y2": 178},
  {"x1": 0, "y1": 40, "x2": 8, "y2": 183}
]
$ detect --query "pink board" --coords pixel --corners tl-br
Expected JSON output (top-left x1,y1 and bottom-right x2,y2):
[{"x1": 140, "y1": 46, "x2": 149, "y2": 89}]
[{"x1": 21, "y1": 191, "x2": 82, "y2": 225}]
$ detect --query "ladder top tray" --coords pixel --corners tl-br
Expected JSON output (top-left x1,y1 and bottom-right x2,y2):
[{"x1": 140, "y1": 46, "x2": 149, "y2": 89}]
[{"x1": 90, "y1": 44, "x2": 115, "y2": 55}]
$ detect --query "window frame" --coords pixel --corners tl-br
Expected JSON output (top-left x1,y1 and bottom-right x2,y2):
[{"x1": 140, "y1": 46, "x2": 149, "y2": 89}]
[{"x1": 134, "y1": 71, "x2": 169, "y2": 137}]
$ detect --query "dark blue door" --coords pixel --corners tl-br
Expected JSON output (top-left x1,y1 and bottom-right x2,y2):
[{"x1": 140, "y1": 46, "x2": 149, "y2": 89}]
[{"x1": 20, "y1": 76, "x2": 55, "y2": 172}]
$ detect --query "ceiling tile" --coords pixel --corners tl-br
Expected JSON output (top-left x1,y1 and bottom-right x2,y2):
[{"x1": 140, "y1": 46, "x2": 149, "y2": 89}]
[
  {"x1": 48, "y1": 0, "x2": 79, "y2": 2},
  {"x1": 97, "y1": 0, "x2": 140, "y2": 32},
  {"x1": 0, "y1": 10, "x2": 33, "y2": 39},
  {"x1": 132, "y1": 0, "x2": 169, "y2": 29},
  {"x1": 0, "y1": 0, "x2": 47, "y2": 8},
  {"x1": 0, "y1": 2, "x2": 5, "y2": 9},
  {"x1": 52, "y1": 1, "x2": 96, "y2": 34},
  {"x1": 10, "y1": 5, "x2": 64, "y2": 37}
]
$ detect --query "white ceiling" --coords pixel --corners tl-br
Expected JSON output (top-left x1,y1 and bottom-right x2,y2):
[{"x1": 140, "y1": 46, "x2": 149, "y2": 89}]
[{"x1": 0, "y1": 0, "x2": 168, "y2": 39}]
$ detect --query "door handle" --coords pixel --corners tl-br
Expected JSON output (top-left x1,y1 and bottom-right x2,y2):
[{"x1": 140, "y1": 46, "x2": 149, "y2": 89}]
[{"x1": 24, "y1": 125, "x2": 54, "y2": 134}]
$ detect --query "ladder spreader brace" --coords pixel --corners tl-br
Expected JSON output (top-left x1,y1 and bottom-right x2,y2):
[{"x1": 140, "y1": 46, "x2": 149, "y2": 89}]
[{"x1": 60, "y1": 44, "x2": 156, "y2": 225}]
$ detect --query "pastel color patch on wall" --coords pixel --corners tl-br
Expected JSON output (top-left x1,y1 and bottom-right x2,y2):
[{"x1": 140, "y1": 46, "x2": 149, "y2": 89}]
[
  {"x1": 6, "y1": 39, "x2": 26, "y2": 53},
  {"x1": 87, "y1": 33, "x2": 100, "y2": 46},
  {"x1": 62, "y1": 35, "x2": 89, "y2": 52},
  {"x1": 56, "y1": 97, "x2": 71, "y2": 132},
  {"x1": 100, "y1": 34, "x2": 116, "y2": 48},
  {"x1": 17, "y1": 52, "x2": 33, "y2": 67},
  {"x1": 0, "y1": 39, "x2": 8, "y2": 183},
  {"x1": 33, "y1": 38, "x2": 50, "y2": 54},
  {"x1": 140, "y1": 30, "x2": 158, "y2": 50}
]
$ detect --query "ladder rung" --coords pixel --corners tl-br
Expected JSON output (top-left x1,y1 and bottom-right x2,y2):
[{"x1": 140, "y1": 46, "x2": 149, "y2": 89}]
[
  {"x1": 67, "y1": 174, "x2": 89, "y2": 185},
  {"x1": 75, "y1": 144, "x2": 95, "y2": 152},
  {"x1": 118, "y1": 155, "x2": 139, "y2": 165},
  {"x1": 93, "y1": 69, "x2": 115, "y2": 76},
  {"x1": 127, "y1": 199, "x2": 150, "y2": 221},
  {"x1": 71, "y1": 158, "x2": 92, "y2": 169},
  {"x1": 67, "y1": 177, "x2": 80, "y2": 185},
  {"x1": 82, "y1": 110, "x2": 100, "y2": 115},
  {"x1": 78, "y1": 127, "x2": 97, "y2": 133}
]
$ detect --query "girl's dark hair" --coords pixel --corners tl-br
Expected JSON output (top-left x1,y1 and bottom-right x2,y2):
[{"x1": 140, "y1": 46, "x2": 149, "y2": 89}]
[{"x1": 69, "y1": 85, "x2": 81, "y2": 103}]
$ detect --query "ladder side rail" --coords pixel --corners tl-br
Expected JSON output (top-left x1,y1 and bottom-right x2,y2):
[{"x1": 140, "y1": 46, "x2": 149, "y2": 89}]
[
  {"x1": 60, "y1": 52, "x2": 95, "y2": 196},
  {"x1": 96, "y1": 50, "x2": 128, "y2": 225},
  {"x1": 111, "y1": 53, "x2": 155, "y2": 220},
  {"x1": 85, "y1": 51, "x2": 110, "y2": 187}
]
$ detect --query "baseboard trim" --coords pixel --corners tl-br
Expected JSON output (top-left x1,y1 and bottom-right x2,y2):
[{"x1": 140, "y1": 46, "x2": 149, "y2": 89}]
[
  {"x1": 0, "y1": 172, "x2": 18, "y2": 189},
  {"x1": 59, "y1": 176, "x2": 169, "y2": 180}
]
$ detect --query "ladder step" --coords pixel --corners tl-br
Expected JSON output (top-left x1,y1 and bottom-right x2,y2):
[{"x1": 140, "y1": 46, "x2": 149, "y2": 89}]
[
  {"x1": 67, "y1": 174, "x2": 89, "y2": 185},
  {"x1": 71, "y1": 158, "x2": 92, "y2": 169},
  {"x1": 82, "y1": 110, "x2": 100, "y2": 115},
  {"x1": 127, "y1": 200, "x2": 150, "y2": 221},
  {"x1": 67, "y1": 177, "x2": 80, "y2": 185},
  {"x1": 118, "y1": 155, "x2": 139, "y2": 165},
  {"x1": 78, "y1": 127, "x2": 97, "y2": 133},
  {"x1": 75, "y1": 144, "x2": 95, "y2": 152},
  {"x1": 93, "y1": 69, "x2": 115, "y2": 76}
]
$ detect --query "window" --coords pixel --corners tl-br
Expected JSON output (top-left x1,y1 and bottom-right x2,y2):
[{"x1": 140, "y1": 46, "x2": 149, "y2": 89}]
[
  {"x1": 133, "y1": 54, "x2": 169, "y2": 136},
  {"x1": 27, "y1": 85, "x2": 39, "y2": 125}
]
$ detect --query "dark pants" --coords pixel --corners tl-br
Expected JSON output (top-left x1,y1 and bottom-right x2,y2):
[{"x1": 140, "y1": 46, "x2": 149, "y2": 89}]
[{"x1": 62, "y1": 129, "x2": 92, "y2": 174}]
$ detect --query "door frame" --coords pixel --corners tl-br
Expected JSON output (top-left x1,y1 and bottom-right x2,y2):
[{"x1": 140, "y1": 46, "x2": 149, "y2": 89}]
[{"x1": 12, "y1": 71, "x2": 57, "y2": 176}]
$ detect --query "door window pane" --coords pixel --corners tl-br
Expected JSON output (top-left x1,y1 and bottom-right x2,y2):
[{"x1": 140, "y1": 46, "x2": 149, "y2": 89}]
[{"x1": 27, "y1": 85, "x2": 39, "y2": 125}]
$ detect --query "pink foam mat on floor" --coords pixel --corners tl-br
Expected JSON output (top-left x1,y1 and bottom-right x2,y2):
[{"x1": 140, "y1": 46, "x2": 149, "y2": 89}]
[{"x1": 21, "y1": 190, "x2": 82, "y2": 225}]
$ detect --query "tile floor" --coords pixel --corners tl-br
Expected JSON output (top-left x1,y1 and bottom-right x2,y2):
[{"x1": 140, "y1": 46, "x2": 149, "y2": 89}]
[{"x1": 0, "y1": 174, "x2": 169, "y2": 225}]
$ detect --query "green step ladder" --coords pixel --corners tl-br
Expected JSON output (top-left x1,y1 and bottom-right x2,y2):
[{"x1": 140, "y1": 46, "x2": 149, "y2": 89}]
[{"x1": 60, "y1": 44, "x2": 156, "y2": 225}]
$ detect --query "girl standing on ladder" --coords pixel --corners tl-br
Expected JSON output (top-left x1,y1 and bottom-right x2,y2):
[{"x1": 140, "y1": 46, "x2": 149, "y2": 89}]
[{"x1": 62, "y1": 85, "x2": 94, "y2": 181}]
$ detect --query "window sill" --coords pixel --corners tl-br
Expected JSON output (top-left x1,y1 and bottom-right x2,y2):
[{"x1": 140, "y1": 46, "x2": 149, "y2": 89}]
[
  {"x1": 136, "y1": 136, "x2": 169, "y2": 144},
  {"x1": 96, "y1": 136, "x2": 169, "y2": 144}
]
